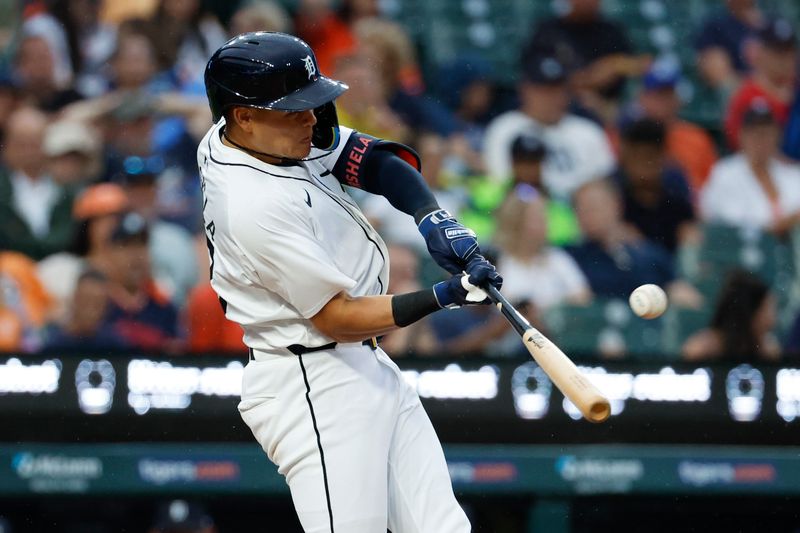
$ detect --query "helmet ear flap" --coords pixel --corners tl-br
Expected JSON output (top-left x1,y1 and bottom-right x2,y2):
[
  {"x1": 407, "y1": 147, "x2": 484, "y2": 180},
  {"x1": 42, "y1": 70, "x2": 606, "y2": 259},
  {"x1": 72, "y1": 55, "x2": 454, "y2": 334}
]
[{"x1": 311, "y1": 102, "x2": 341, "y2": 151}]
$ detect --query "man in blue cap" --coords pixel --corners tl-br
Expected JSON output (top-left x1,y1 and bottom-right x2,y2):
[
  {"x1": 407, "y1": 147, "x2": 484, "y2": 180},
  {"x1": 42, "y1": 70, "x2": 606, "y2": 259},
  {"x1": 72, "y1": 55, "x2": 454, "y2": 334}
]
[{"x1": 632, "y1": 61, "x2": 718, "y2": 193}]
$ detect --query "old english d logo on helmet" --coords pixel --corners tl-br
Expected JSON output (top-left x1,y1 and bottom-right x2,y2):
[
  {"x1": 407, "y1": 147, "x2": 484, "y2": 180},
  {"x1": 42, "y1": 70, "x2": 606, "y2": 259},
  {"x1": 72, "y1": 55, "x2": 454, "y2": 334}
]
[{"x1": 204, "y1": 32, "x2": 348, "y2": 150}]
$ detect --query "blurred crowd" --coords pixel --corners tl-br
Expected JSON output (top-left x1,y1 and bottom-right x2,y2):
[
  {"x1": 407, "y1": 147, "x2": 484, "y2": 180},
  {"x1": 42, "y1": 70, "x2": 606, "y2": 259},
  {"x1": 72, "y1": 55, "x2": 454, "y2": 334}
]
[{"x1": 0, "y1": 0, "x2": 799, "y2": 362}]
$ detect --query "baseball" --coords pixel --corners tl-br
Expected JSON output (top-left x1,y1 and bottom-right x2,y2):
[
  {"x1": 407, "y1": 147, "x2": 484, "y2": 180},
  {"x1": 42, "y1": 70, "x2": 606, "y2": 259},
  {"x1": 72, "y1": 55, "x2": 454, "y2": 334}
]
[{"x1": 629, "y1": 284, "x2": 668, "y2": 319}]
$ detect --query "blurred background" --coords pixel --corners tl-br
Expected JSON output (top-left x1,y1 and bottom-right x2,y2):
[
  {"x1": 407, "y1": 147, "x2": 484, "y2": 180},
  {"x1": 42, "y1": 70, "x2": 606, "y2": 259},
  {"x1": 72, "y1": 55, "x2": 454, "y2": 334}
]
[{"x1": 0, "y1": 0, "x2": 799, "y2": 531}]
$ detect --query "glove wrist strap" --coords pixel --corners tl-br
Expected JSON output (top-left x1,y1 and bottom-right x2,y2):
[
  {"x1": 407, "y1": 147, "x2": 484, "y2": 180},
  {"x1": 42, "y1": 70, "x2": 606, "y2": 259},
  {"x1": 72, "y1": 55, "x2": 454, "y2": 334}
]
[{"x1": 413, "y1": 204, "x2": 441, "y2": 225}]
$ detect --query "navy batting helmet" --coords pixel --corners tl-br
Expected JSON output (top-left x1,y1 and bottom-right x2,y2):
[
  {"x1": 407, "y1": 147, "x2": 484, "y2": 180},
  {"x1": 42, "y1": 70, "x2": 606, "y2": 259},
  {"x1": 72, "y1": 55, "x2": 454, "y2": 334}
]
[{"x1": 204, "y1": 32, "x2": 348, "y2": 150}]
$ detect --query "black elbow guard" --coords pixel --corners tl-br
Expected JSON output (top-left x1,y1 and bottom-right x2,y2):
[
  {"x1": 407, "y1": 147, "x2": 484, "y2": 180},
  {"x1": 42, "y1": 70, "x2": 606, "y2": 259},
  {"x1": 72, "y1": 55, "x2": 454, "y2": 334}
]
[{"x1": 332, "y1": 132, "x2": 421, "y2": 191}]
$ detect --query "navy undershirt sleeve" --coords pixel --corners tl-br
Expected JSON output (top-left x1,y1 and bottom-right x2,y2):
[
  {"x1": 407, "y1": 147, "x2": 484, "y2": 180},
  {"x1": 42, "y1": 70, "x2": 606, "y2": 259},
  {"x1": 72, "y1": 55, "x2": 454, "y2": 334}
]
[{"x1": 362, "y1": 148, "x2": 439, "y2": 222}]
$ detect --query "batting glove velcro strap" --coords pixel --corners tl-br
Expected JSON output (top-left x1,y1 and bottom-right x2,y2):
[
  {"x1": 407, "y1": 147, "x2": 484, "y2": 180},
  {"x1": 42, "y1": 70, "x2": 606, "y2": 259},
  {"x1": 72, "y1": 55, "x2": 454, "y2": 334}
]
[{"x1": 418, "y1": 208, "x2": 481, "y2": 275}]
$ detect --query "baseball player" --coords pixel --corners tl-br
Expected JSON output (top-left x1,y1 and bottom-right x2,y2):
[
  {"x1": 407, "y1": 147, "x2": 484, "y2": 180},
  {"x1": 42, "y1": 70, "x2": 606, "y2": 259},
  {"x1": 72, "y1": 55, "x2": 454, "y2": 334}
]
[{"x1": 198, "y1": 32, "x2": 502, "y2": 532}]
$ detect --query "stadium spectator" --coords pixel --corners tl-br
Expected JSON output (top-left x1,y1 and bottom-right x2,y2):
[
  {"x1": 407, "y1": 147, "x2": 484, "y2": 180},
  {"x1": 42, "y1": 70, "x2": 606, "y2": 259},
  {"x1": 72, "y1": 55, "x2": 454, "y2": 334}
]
[
  {"x1": 374, "y1": 243, "x2": 435, "y2": 356},
  {"x1": 42, "y1": 269, "x2": 127, "y2": 351},
  {"x1": 12, "y1": 33, "x2": 83, "y2": 112},
  {"x1": 184, "y1": 281, "x2": 246, "y2": 354},
  {"x1": 613, "y1": 118, "x2": 696, "y2": 253},
  {"x1": 682, "y1": 269, "x2": 780, "y2": 361},
  {"x1": 148, "y1": 499, "x2": 216, "y2": 533},
  {"x1": 0, "y1": 107, "x2": 77, "y2": 260},
  {"x1": 103, "y1": 212, "x2": 181, "y2": 352},
  {"x1": 143, "y1": 0, "x2": 227, "y2": 90},
  {"x1": 432, "y1": 55, "x2": 498, "y2": 177},
  {"x1": 701, "y1": 99, "x2": 800, "y2": 235},
  {"x1": 436, "y1": 53, "x2": 497, "y2": 147},
  {"x1": 630, "y1": 61, "x2": 718, "y2": 193},
  {"x1": 354, "y1": 17, "x2": 461, "y2": 137},
  {"x1": 781, "y1": 300, "x2": 800, "y2": 356},
  {"x1": 424, "y1": 248, "x2": 517, "y2": 357},
  {"x1": 228, "y1": 1, "x2": 292, "y2": 36},
  {"x1": 567, "y1": 179, "x2": 698, "y2": 303},
  {"x1": 48, "y1": 0, "x2": 118, "y2": 97},
  {"x1": 724, "y1": 17, "x2": 797, "y2": 150},
  {"x1": 43, "y1": 119, "x2": 103, "y2": 187},
  {"x1": 460, "y1": 133, "x2": 579, "y2": 245},
  {"x1": 100, "y1": 0, "x2": 157, "y2": 24},
  {"x1": 694, "y1": 0, "x2": 763, "y2": 96},
  {"x1": 37, "y1": 183, "x2": 128, "y2": 322},
  {"x1": 523, "y1": 0, "x2": 649, "y2": 123},
  {"x1": 113, "y1": 156, "x2": 199, "y2": 304},
  {"x1": 294, "y1": 0, "x2": 357, "y2": 76},
  {"x1": 494, "y1": 184, "x2": 591, "y2": 310},
  {"x1": 336, "y1": 0, "x2": 381, "y2": 27},
  {"x1": 784, "y1": 85, "x2": 800, "y2": 160},
  {"x1": 508, "y1": 133, "x2": 580, "y2": 245},
  {"x1": 483, "y1": 54, "x2": 615, "y2": 198},
  {"x1": 0, "y1": 251, "x2": 54, "y2": 352},
  {"x1": 98, "y1": 94, "x2": 203, "y2": 232},
  {"x1": 425, "y1": 302, "x2": 512, "y2": 357},
  {"x1": 108, "y1": 24, "x2": 169, "y2": 93},
  {"x1": 332, "y1": 54, "x2": 410, "y2": 142},
  {"x1": 18, "y1": 7, "x2": 74, "y2": 91},
  {"x1": 0, "y1": 73, "x2": 21, "y2": 140}
]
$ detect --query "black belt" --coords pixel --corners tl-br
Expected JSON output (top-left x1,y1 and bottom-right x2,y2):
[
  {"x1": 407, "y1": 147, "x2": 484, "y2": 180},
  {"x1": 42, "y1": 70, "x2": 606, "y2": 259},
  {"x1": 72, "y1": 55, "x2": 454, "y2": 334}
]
[{"x1": 249, "y1": 337, "x2": 379, "y2": 360}]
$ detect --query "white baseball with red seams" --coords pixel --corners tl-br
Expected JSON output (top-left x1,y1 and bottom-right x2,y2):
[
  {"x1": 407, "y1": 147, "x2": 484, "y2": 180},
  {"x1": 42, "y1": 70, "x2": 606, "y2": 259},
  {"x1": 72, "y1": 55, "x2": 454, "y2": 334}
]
[{"x1": 629, "y1": 284, "x2": 669, "y2": 319}]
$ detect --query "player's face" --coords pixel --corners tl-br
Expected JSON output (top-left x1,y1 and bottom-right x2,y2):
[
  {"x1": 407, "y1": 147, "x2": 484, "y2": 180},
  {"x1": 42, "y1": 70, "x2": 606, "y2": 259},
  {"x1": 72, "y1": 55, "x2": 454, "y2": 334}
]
[{"x1": 246, "y1": 107, "x2": 318, "y2": 160}]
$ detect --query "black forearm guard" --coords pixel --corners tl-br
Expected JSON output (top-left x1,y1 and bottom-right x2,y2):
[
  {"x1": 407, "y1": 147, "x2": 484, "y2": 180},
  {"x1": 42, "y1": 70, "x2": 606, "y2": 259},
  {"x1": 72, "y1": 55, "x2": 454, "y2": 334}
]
[{"x1": 391, "y1": 289, "x2": 441, "y2": 327}]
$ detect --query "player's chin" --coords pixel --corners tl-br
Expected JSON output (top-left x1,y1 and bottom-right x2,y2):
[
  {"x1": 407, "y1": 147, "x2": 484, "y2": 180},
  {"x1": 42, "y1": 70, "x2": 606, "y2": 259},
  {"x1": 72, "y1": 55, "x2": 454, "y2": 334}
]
[{"x1": 293, "y1": 138, "x2": 313, "y2": 158}]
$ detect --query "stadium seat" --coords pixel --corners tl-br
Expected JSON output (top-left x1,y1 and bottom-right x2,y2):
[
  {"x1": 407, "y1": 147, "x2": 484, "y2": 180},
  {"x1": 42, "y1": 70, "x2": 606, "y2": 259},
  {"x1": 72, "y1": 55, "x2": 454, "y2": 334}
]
[
  {"x1": 679, "y1": 223, "x2": 795, "y2": 295},
  {"x1": 678, "y1": 223, "x2": 799, "y2": 338},
  {"x1": 660, "y1": 305, "x2": 714, "y2": 355},
  {"x1": 543, "y1": 298, "x2": 667, "y2": 360}
]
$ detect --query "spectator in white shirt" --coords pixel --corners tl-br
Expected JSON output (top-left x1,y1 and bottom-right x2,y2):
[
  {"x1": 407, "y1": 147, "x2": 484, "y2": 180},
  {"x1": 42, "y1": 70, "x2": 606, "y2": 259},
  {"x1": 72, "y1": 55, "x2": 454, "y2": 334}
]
[
  {"x1": 494, "y1": 183, "x2": 592, "y2": 309},
  {"x1": 0, "y1": 107, "x2": 76, "y2": 260},
  {"x1": 483, "y1": 54, "x2": 615, "y2": 200},
  {"x1": 701, "y1": 98, "x2": 800, "y2": 235}
]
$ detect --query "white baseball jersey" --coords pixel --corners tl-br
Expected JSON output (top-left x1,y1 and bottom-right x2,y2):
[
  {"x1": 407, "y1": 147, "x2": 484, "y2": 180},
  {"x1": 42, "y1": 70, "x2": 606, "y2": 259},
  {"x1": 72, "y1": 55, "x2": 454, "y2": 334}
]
[
  {"x1": 196, "y1": 119, "x2": 389, "y2": 353},
  {"x1": 198, "y1": 119, "x2": 471, "y2": 532},
  {"x1": 483, "y1": 110, "x2": 616, "y2": 200}
]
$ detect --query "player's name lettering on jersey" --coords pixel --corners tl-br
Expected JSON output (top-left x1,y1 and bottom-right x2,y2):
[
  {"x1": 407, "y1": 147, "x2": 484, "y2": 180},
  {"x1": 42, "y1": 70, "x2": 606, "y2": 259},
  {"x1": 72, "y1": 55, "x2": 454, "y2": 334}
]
[{"x1": 344, "y1": 135, "x2": 373, "y2": 188}]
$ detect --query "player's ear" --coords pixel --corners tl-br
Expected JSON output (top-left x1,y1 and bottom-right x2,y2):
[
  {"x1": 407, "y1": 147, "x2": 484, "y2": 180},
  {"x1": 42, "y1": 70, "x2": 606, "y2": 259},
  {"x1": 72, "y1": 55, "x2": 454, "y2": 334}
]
[{"x1": 231, "y1": 107, "x2": 254, "y2": 133}]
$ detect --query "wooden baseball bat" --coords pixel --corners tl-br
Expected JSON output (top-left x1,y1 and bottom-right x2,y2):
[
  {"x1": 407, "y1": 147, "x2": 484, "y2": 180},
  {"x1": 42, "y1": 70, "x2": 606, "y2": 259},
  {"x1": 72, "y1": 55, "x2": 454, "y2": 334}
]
[{"x1": 485, "y1": 285, "x2": 611, "y2": 423}]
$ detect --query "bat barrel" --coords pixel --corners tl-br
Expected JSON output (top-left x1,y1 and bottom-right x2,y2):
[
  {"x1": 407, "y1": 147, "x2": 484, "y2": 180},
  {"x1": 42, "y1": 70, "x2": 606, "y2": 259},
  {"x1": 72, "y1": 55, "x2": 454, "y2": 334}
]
[{"x1": 483, "y1": 284, "x2": 611, "y2": 424}]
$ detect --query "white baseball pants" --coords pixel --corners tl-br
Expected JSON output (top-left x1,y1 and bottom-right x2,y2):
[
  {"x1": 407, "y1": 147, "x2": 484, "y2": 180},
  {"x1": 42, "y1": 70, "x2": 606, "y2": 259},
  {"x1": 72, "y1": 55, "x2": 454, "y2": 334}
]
[{"x1": 238, "y1": 343, "x2": 471, "y2": 533}]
